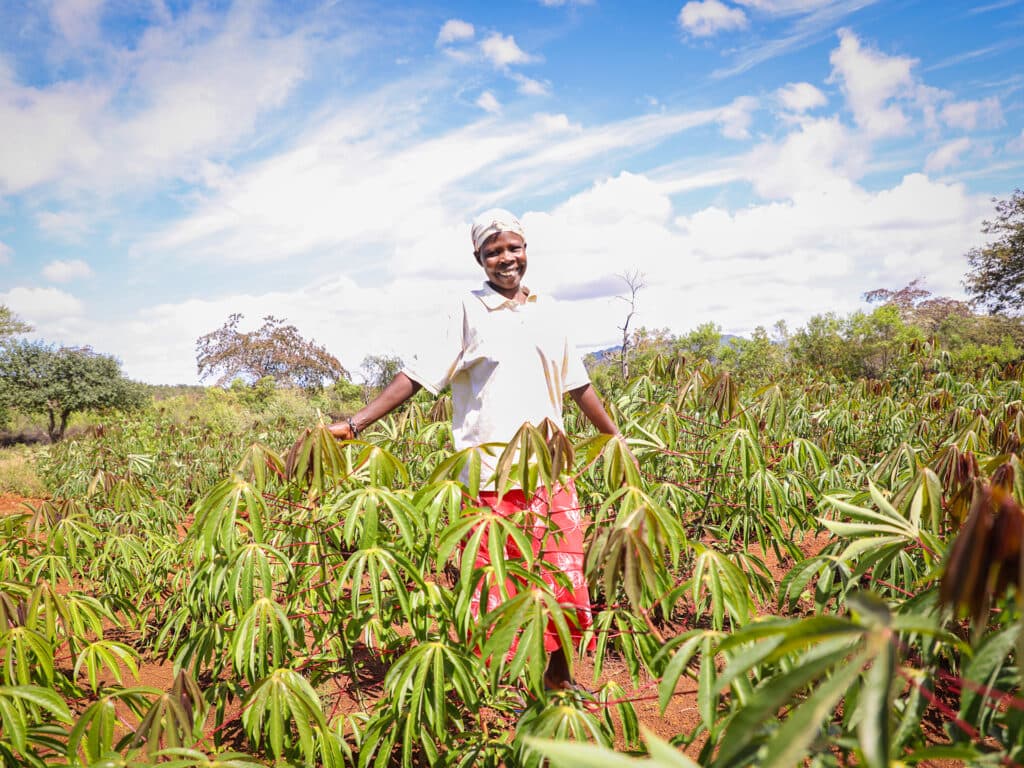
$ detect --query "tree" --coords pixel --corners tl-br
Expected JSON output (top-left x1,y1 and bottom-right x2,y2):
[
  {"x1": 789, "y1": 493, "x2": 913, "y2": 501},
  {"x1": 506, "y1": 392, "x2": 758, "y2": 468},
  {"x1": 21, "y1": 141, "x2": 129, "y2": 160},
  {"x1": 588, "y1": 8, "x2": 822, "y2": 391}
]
[
  {"x1": 0, "y1": 305, "x2": 31, "y2": 342},
  {"x1": 964, "y1": 189, "x2": 1024, "y2": 314},
  {"x1": 359, "y1": 354, "x2": 403, "y2": 402},
  {"x1": 722, "y1": 326, "x2": 786, "y2": 382},
  {"x1": 676, "y1": 322, "x2": 723, "y2": 362},
  {"x1": 196, "y1": 314, "x2": 348, "y2": 390},
  {"x1": 0, "y1": 342, "x2": 145, "y2": 442},
  {"x1": 615, "y1": 271, "x2": 646, "y2": 380},
  {"x1": 863, "y1": 280, "x2": 1024, "y2": 368},
  {"x1": 0, "y1": 306, "x2": 31, "y2": 429},
  {"x1": 790, "y1": 313, "x2": 847, "y2": 372}
]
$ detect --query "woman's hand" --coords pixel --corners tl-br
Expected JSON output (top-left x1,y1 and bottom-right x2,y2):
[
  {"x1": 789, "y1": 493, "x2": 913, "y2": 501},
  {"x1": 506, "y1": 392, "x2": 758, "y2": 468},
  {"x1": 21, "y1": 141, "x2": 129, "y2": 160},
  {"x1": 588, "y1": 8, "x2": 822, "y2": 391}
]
[{"x1": 328, "y1": 420, "x2": 355, "y2": 440}]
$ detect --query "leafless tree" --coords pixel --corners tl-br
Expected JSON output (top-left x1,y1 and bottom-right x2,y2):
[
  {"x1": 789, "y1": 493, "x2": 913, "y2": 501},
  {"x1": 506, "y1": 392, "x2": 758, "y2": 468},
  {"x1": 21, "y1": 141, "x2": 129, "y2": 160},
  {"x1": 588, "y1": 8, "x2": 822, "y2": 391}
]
[{"x1": 616, "y1": 270, "x2": 646, "y2": 380}]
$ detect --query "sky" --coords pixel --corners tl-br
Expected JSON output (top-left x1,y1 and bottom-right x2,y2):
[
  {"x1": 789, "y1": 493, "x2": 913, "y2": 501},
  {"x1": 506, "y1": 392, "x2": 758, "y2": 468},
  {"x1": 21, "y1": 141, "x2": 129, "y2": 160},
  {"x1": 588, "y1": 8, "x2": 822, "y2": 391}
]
[{"x1": 1, "y1": 0, "x2": 1022, "y2": 385}]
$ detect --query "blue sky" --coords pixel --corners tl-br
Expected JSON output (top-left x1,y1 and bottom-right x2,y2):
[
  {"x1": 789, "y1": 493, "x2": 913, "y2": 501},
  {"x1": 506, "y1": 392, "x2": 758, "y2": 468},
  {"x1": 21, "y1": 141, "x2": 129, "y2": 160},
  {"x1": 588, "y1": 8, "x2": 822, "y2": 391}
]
[{"x1": 1, "y1": 0, "x2": 1022, "y2": 384}]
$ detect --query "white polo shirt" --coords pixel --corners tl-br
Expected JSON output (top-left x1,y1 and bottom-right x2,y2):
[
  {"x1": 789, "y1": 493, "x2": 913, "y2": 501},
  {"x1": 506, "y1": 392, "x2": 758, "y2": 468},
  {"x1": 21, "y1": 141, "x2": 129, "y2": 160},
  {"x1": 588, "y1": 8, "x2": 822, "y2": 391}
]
[{"x1": 402, "y1": 282, "x2": 590, "y2": 472}]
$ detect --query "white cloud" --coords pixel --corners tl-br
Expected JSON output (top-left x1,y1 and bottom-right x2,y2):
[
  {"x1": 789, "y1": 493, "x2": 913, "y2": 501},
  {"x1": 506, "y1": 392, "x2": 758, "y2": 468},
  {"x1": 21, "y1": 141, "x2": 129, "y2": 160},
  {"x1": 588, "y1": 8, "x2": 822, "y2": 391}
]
[
  {"x1": 476, "y1": 91, "x2": 502, "y2": 114},
  {"x1": 50, "y1": 0, "x2": 105, "y2": 45},
  {"x1": 0, "y1": 286, "x2": 83, "y2": 322},
  {"x1": 516, "y1": 167, "x2": 986, "y2": 354},
  {"x1": 1007, "y1": 130, "x2": 1024, "y2": 153},
  {"x1": 828, "y1": 28, "x2": 916, "y2": 137},
  {"x1": 678, "y1": 0, "x2": 749, "y2": 37},
  {"x1": 480, "y1": 33, "x2": 536, "y2": 68},
  {"x1": 0, "y1": 5, "x2": 311, "y2": 196},
  {"x1": 717, "y1": 96, "x2": 759, "y2": 139},
  {"x1": 0, "y1": 242, "x2": 11, "y2": 265},
  {"x1": 512, "y1": 73, "x2": 551, "y2": 96},
  {"x1": 42, "y1": 259, "x2": 93, "y2": 283},
  {"x1": 733, "y1": 0, "x2": 844, "y2": 12},
  {"x1": 36, "y1": 210, "x2": 91, "y2": 241},
  {"x1": 712, "y1": 1, "x2": 884, "y2": 78},
  {"x1": 436, "y1": 19, "x2": 474, "y2": 46},
  {"x1": 925, "y1": 137, "x2": 972, "y2": 172},
  {"x1": 743, "y1": 116, "x2": 867, "y2": 199},
  {"x1": 940, "y1": 97, "x2": 1004, "y2": 132},
  {"x1": 145, "y1": 102, "x2": 724, "y2": 267},
  {"x1": 776, "y1": 82, "x2": 827, "y2": 112}
]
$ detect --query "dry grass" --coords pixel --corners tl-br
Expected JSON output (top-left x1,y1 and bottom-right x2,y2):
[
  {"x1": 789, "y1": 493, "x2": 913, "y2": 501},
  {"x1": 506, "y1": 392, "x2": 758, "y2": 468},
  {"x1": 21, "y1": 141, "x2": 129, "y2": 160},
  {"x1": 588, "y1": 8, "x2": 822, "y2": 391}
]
[{"x1": 0, "y1": 446, "x2": 47, "y2": 496}]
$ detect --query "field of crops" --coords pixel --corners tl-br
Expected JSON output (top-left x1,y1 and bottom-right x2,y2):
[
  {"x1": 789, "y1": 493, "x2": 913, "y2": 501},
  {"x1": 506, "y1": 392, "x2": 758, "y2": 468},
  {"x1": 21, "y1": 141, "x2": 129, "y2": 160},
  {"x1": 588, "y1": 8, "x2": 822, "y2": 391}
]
[{"x1": 2, "y1": 342, "x2": 1023, "y2": 767}]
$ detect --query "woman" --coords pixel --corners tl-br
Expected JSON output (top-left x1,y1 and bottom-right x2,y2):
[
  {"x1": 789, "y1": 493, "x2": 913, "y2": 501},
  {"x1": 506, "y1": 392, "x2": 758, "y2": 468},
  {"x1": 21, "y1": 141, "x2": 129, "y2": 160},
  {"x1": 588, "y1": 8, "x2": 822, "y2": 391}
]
[{"x1": 328, "y1": 209, "x2": 620, "y2": 690}]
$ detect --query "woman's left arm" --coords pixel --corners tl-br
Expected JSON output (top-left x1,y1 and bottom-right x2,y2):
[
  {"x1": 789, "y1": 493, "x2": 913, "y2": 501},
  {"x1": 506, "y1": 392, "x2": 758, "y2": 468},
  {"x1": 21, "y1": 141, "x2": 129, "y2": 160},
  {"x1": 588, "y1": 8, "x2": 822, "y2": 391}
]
[{"x1": 569, "y1": 383, "x2": 619, "y2": 435}]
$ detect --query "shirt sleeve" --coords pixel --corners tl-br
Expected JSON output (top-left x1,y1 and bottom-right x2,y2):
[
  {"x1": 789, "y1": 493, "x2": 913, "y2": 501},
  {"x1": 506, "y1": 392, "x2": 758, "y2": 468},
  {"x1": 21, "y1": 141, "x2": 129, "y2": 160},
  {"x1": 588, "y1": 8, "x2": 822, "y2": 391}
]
[
  {"x1": 555, "y1": 299, "x2": 590, "y2": 392},
  {"x1": 562, "y1": 336, "x2": 590, "y2": 392},
  {"x1": 400, "y1": 301, "x2": 466, "y2": 395}
]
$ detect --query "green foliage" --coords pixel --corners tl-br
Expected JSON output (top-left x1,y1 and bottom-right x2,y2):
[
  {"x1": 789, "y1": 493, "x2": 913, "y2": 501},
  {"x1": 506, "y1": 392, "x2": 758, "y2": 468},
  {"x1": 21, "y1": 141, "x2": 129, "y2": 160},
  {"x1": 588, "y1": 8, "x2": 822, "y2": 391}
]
[
  {"x1": 7, "y1": 336, "x2": 1024, "y2": 766},
  {"x1": 359, "y1": 354, "x2": 404, "y2": 398},
  {"x1": 0, "y1": 306, "x2": 31, "y2": 343},
  {"x1": 0, "y1": 341, "x2": 145, "y2": 442},
  {"x1": 965, "y1": 188, "x2": 1024, "y2": 314}
]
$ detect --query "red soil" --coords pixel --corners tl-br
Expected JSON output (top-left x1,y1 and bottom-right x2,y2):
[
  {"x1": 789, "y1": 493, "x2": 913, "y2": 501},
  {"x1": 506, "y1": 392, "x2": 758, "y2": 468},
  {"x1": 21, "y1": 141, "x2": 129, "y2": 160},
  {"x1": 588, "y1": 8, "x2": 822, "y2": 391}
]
[{"x1": 16, "y1": 490, "x2": 929, "y2": 763}]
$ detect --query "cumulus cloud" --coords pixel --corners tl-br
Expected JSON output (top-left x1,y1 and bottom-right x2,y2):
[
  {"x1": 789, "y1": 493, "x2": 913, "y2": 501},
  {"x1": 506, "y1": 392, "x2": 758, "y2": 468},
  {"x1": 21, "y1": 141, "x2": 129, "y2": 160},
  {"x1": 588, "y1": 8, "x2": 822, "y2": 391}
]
[
  {"x1": 517, "y1": 167, "x2": 986, "y2": 352},
  {"x1": 0, "y1": 286, "x2": 84, "y2": 321},
  {"x1": 678, "y1": 0, "x2": 748, "y2": 36},
  {"x1": 743, "y1": 116, "x2": 867, "y2": 199},
  {"x1": 42, "y1": 259, "x2": 93, "y2": 283},
  {"x1": 828, "y1": 28, "x2": 916, "y2": 137},
  {"x1": 476, "y1": 91, "x2": 502, "y2": 114},
  {"x1": 925, "y1": 137, "x2": 972, "y2": 172},
  {"x1": 480, "y1": 33, "x2": 536, "y2": 68},
  {"x1": 512, "y1": 73, "x2": 551, "y2": 96},
  {"x1": 776, "y1": 82, "x2": 827, "y2": 112},
  {"x1": 941, "y1": 97, "x2": 1004, "y2": 132},
  {"x1": 717, "y1": 96, "x2": 759, "y2": 139},
  {"x1": 436, "y1": 19, "x2": 474, "y2": 46}
]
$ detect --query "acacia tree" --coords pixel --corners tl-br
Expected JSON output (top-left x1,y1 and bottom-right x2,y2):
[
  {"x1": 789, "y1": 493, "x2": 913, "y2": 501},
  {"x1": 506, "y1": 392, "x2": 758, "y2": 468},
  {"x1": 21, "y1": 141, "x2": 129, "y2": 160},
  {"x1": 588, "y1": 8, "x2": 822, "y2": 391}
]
[
  {"x1": 964, "y1": 189, "x2": 1024, "y2": 314},
  {"x1": 196, "y1": 314, "x2": 348, "y2": 390},
  {"x1": 0, "y1": 342, "x2": 144, "y2": 441}
]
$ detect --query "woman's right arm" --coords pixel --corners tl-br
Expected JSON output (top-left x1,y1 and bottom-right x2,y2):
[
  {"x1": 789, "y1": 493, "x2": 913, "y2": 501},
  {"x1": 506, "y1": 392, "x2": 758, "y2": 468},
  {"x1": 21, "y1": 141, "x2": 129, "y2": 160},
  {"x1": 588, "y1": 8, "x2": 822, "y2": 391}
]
[{"x1": 328, "y1": 372, "x2": 423, "y2": 439}]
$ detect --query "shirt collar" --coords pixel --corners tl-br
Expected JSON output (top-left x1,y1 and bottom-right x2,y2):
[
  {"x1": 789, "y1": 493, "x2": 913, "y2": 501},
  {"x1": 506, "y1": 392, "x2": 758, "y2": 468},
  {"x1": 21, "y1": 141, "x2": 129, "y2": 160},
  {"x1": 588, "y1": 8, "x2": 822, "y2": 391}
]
[{"x1": 473, "y1": 281, "x2": 537, "y2": 310}]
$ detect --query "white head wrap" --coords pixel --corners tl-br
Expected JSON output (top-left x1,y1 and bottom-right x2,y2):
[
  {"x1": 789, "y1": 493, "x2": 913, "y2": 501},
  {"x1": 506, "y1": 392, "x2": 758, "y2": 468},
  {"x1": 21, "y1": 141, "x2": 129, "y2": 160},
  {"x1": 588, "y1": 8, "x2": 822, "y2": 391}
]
[{"x1": 471, "y1": 208, "x2": 525, "y2": 253}]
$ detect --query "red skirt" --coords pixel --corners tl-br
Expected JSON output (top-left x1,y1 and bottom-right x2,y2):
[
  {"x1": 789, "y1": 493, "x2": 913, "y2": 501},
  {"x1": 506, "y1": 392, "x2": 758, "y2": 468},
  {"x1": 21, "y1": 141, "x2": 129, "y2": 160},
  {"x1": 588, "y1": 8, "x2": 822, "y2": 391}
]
[{"x1": 469, "y1": 480, "x2": 594, "y2": 653}]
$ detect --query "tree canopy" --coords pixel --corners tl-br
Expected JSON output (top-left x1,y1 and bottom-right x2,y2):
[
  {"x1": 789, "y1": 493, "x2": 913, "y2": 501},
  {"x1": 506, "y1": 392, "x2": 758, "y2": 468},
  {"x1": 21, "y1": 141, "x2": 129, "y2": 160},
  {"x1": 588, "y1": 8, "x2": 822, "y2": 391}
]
[
  {"x1": 964, "y1": 189, "x2": 1024, "y2": 314},
  {"x1": 0, "y1": 341, "x2": 145, "y2": 441},
  {"x1": 0, "y1": 305, "x2": 31, "y2": 341},
  {"x1": 359, "y1": 354, "x2": 403, "y2": 400},
  {"x1": 196, "y1": 314, "x2": 348, "y2": 390}
]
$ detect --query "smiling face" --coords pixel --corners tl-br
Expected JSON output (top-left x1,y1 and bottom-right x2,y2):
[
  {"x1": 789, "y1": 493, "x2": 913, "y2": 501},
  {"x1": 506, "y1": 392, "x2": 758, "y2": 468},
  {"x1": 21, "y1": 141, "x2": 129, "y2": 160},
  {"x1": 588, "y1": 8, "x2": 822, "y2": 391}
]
[{"x1": 476, "y1": 230, "x2": 527, "y2": 300}]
